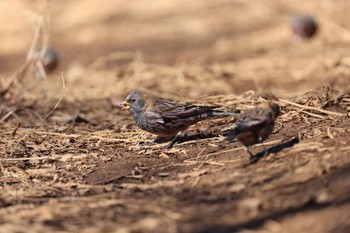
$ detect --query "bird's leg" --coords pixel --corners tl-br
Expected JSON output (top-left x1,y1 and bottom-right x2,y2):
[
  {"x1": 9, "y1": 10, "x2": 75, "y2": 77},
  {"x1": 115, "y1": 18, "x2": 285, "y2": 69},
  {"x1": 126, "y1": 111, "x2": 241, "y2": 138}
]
[
  {"x1": 243, "y1": 146, "x2": 254, "y2": 157},
  {"x1": 261, "y1": 142, "x2": 269, "y2": 157},
  {"x1": 138, "y1": 135, "x2": 175, "y2": 148},
  {"x1": 162, "y1": 132, "x2": 186, "y2": 149},
  {"x1": 240, "y1": 146, "x2": 257, "y2": 165}
]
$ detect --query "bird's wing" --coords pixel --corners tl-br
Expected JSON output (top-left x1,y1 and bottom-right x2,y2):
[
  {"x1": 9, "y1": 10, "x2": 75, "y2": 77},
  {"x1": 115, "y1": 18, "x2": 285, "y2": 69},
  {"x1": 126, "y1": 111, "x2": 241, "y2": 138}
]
[
  {"x1": 153, "y1": 100, "x2": 217, "y2": 119},
  {"x1": 235, "y1": 108, "x2": 273, "y2": 132}
]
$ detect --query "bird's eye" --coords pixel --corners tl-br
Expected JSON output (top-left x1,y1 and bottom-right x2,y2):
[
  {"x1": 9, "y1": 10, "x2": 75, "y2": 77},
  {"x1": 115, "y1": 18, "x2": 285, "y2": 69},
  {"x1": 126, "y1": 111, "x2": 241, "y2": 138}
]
[{"x1": 131, "y1": 99, "x2": 136, "y2": 103}]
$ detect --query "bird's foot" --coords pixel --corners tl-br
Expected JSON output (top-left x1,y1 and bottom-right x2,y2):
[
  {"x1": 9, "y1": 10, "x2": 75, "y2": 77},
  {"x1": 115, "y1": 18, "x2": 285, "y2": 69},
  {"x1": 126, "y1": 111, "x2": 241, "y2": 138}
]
[
  {"x1": 158, "y1": 132, "x2": 187, "y2": 149},
  {"x1": 159, "y1": 142, "x2": 177, "y2": 149}
]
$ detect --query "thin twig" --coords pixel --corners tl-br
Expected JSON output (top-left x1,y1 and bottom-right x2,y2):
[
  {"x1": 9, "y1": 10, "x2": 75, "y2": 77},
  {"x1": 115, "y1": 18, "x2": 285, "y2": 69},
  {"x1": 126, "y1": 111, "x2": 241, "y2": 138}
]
[
  {"x1": 279, "y1": 98, "x2": 344, "y2": 117},
  {"x1": 7, "y1": 74, "x2": 66, "y2": 156},
  {"x1": 0, "y1": 107, "x2": 43, "y2": 123},
  {"x1": 184, "y1": 139, "x2": 283, "y2": 162}
]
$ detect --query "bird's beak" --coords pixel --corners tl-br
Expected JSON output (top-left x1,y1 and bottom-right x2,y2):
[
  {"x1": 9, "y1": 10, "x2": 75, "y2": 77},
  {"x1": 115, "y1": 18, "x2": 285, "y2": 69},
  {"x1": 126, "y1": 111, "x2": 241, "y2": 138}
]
[{"x1": 121, "y1": 101, "x2": 130, "y2": 110}]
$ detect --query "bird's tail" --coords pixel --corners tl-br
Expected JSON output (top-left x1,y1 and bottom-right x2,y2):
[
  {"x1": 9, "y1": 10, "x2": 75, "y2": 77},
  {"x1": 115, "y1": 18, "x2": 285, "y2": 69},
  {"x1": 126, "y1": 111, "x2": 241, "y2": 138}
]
[
  {"x1": 211, "y1": 110, "x2": 238, "y2": 117},
  {"x1": 181, "y1": 106, "x2": 238, "y2": 124},
  {"x1": 226, "y1": 127, "x2": 240, "y2": 142}
]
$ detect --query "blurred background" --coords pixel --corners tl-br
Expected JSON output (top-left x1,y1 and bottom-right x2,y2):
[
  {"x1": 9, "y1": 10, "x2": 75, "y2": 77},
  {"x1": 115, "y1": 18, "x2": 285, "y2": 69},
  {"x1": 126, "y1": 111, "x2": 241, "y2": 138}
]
[{"x1": 1, "y1": 0, "x2": 350, "y2": 100}]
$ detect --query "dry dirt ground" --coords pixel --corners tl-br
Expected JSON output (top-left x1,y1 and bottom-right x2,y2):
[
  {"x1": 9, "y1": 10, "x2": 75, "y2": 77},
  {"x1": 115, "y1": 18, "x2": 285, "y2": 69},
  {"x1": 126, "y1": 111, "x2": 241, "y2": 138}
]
[{"x1": 1, "y1": 1, "x2": 350, "y2": 233}]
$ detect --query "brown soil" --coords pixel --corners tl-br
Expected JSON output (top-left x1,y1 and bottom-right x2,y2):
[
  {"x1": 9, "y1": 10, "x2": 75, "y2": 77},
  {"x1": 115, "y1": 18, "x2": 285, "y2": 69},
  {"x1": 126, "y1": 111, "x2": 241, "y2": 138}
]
[{"x1": 1, "y1": 1, "x2": 350, "y2": 233}]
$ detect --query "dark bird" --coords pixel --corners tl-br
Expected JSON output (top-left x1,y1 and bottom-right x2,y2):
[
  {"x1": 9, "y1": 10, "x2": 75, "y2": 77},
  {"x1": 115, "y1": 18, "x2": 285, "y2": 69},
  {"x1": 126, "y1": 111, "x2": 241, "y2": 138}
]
[
  {"x1": 226, "y1": 102, "x2": 280, "y2": 157},
  {"x1": 291, "y1": 15, "x2": 318, "y2": 41},
  {"x1": 122, "y1": 90, "x2": 236, "y2": 148}
]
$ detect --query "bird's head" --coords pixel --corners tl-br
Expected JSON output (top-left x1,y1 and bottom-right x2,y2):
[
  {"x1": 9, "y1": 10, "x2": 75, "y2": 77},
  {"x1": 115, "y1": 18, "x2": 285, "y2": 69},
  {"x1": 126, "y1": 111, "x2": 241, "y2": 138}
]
[
  {"x1": 269, "y1": 102, "x2": 281, "y2": 119},
  {"x1": 259, "y1": 102, "x2": 281, "y2": 119},
  {"x1": 122, "y1": 90, "x2": 148, "y2": 115}
]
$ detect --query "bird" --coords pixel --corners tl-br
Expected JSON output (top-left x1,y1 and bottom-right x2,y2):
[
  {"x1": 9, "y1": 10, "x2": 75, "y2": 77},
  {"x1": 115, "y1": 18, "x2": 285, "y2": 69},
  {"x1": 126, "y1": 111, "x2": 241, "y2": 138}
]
[
  {"x1": 291, "y1": 15, "x2": 318, "y2": 41},
  {"x1": 122, "y1": 90, "x2": 236, "y2": 148},
  {"x1": 226, "y1": 102, "x2": 280, "y2": 157},
  {"x1": 33, "y1": 47, "x2": 59, "y2": 79}
]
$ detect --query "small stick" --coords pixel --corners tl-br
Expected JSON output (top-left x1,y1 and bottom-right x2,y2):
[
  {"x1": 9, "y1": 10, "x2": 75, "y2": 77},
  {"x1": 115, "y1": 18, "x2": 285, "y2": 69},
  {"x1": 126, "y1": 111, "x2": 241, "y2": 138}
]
[
  {"x1": 279, "y1": 99, "x2": 344, "y2": 117},
  {"x1": 11, "y1": 123, "x2": 21, "y2": 137}
]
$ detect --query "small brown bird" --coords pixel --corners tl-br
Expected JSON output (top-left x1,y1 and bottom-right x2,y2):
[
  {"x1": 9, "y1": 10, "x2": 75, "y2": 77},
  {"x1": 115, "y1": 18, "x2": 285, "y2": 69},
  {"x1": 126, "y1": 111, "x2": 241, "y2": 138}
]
[
  {"x1": 122, "y1": 90, "x2": 236, "y2": 148},
  {"x1": 291, "y1": 15, "x2": 318, "y2": 41},
  {"x1": 226, "y1": 102, "x2": 280, "y2": 156}
]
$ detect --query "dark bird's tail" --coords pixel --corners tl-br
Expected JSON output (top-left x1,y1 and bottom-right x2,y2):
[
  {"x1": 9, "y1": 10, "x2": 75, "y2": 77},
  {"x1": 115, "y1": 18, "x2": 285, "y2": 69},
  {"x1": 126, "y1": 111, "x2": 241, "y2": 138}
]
[
  {"x1": 192, "y1": 109, "x2": 237, "y2": 122},
  {"x1": 226, "y1": 127, "x2": 240, "y2": 142},
  {"x1": 211, "y1": 110, "x2": 238, "y2": 117}
]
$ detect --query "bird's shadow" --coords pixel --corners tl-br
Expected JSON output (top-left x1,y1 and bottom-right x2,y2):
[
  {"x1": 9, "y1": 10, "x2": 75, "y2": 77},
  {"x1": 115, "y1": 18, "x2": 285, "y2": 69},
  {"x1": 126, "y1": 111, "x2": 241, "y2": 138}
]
[
  {"x1": 162, "y1": 133, "x2": 218, "y2": 149},
  {"x1": 138, "y1": 132, "x2": 218, "y2": 149},
  {"x1": 171, "y1": 132, "x2": 218, "y2": 146},
  {"x1": 246, "y1": 136, "x2": 300, "y2": 165}
]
